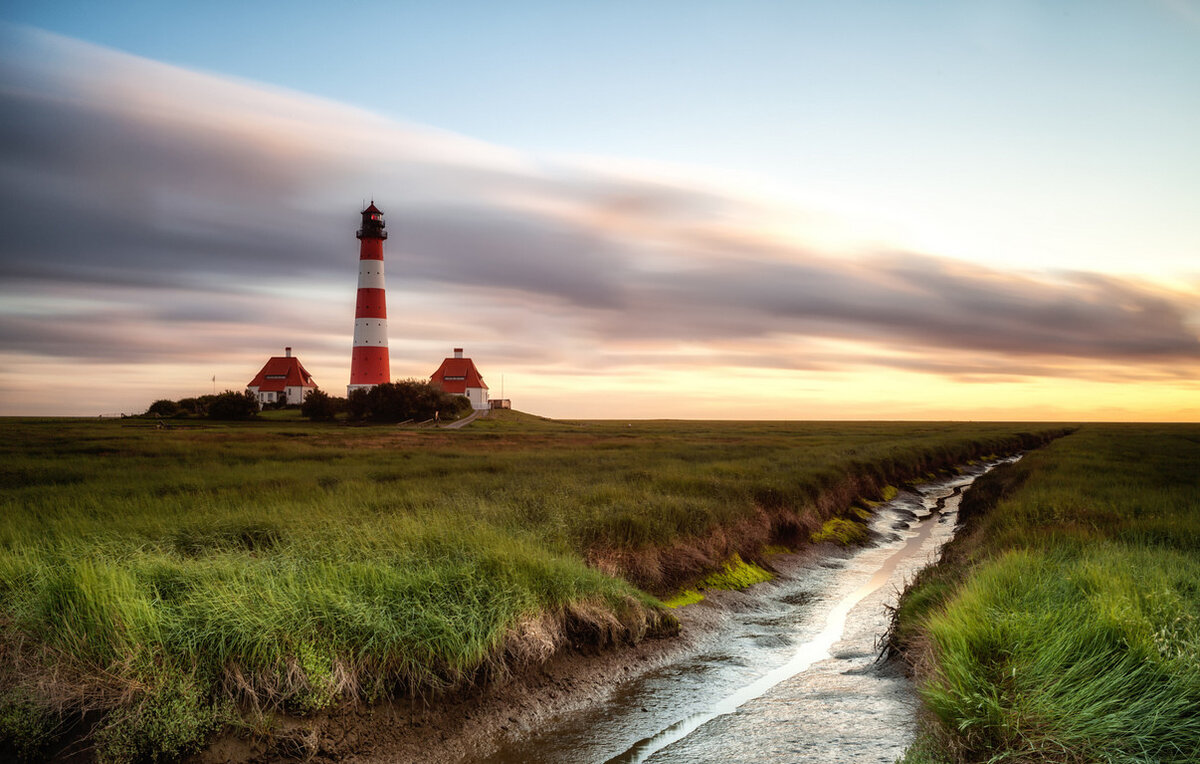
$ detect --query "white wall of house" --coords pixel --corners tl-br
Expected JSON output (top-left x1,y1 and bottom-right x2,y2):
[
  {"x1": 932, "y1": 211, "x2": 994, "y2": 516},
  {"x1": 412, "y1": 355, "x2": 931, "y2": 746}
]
[
  {"x1": 465, "y1": 386, "x2": 489, "y2": 410},
  {"x1": 248, "y1": 387, "x2": 311, "y2": 406},
  {"x1": 284, "y1": 386, "x2": 310, "y2": 405}
]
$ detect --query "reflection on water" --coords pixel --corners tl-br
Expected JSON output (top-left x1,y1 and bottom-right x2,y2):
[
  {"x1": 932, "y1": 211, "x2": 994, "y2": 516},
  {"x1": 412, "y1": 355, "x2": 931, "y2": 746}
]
[{"x1": 480, "y1": 463, "x2": 1008, "y2": 764}]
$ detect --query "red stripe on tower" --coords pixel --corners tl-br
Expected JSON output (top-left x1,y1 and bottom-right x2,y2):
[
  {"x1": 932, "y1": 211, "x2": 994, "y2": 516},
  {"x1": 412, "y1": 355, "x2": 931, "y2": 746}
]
[{"x1": 347, "y1": 202, "x2": 391, "y2": 394}]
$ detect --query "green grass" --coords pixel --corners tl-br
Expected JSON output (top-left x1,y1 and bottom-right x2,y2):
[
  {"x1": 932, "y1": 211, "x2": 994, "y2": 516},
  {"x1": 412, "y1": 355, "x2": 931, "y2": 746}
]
[
  {"x1": 662, "y1": 589, "x2": 705, "y2": 608},
  {"x1": 811, "y1": 516, "x2": 869, "y2": 545},
  {"x1": 892, "y1": 425, "x2": 1200, "y2": 763},
  {"x1": 662, "y1": 553, "x2": 775, "y2": 609},
  {"x1": 698, "y1": 553, "x2": 774, "y2": 590},
  {"x1": 0, "y1": 415, "x2": 1064, "y2": 761}
]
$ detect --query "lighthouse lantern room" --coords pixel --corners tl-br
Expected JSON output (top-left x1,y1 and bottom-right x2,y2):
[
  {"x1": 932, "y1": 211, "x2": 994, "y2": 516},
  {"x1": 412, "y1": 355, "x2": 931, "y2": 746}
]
[{"x1": 348, "y1": 202, "x2": 391, "y2": 395}]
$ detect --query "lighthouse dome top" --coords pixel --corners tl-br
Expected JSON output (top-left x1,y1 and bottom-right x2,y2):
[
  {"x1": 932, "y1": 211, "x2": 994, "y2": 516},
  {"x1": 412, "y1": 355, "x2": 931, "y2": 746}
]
[{"x1": 357, "y1": 201, "x2": 387, "y2": 240}]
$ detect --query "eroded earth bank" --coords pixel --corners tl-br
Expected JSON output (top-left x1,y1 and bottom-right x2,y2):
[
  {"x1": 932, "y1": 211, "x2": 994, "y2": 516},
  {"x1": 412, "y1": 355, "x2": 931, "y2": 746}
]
[{"x1": 207, "y1": 464, "x2": 1004, "y2": 764}]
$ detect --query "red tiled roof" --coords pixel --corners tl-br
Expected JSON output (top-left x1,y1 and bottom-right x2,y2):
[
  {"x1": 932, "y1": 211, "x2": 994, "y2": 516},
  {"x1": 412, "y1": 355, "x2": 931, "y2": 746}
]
[
  {"x1": 429, "y1": 356, "x2": 488, "y2": 394},
  {"x1": 363, "y1": 202, "x2": 382, "y2": 214},
  {"x1": 247, "y1": 356, "x2": 316, "y2": 393}
]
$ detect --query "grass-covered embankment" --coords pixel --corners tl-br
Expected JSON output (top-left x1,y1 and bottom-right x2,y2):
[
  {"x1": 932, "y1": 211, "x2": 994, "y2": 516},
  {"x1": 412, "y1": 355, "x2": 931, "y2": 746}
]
[
  {"x1": 889, "y1": 425, "x2": 1200, "y2": 763},
  {"x1": 0, "y1": 414, "x2": 1064, "y2": 761}
]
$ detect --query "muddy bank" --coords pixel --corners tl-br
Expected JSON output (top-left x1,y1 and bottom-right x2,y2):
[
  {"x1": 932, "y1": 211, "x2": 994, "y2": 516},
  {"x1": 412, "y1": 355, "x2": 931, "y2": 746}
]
[
  {"x1": 194, "y1": 448, "x2": 1057, "y2": 764},
  {"x1": 482, "y1": 470, "x2": 988, "y2": 763},
  {"x1": 585, "y1": 431, "x2": 1064, "y2": 596},
  {"x1": 195, "y1": 567, "x2": 790, "y2": 763},
  {"x1": 197, "y1": 475, "x2": 982, "y2": 763}
]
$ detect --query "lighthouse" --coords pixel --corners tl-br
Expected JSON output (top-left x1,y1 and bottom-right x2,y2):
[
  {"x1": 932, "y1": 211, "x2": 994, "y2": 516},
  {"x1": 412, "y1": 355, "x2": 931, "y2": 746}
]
[{"x1": 348, "y1": 202, "x2": 390, "y2": 395}]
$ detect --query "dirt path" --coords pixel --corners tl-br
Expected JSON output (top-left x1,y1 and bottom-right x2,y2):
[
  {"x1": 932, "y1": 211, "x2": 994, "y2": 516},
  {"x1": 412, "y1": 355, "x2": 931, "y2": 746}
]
[{"x1": 443, "y1": 408, "x2": 488, "y2": 429}]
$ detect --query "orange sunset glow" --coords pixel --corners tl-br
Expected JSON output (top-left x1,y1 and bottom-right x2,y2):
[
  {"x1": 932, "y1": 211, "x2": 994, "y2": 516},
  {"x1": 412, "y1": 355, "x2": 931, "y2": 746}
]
[{"x1": 1, "y1": 5, "x2": 1198, "y2": 420}]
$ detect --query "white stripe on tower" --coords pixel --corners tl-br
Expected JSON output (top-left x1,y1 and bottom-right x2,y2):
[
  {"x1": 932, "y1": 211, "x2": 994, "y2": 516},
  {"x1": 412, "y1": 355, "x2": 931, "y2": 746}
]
[
  {"x1": 353, "y1": 318, "x2": 388, "y2": 345},
  {"x1": 356, "y1": 259, "x2": 385, "y2": 289}
]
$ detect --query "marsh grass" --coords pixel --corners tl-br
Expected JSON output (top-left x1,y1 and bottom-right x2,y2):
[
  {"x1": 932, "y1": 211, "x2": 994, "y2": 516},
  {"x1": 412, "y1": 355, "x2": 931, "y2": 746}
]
[
  {"x1": 0, "y1": 415, "x2": 1062, "y2": 761},
  {"x1": 892, "y1": 425, "x2": 1200, "y2": 763}
]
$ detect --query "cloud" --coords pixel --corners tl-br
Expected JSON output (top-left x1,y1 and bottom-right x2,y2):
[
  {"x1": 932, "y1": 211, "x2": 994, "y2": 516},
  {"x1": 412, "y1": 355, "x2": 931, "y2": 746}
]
[{"x1": 1, "y1": 23, "x2": 1198, "y2": 418}]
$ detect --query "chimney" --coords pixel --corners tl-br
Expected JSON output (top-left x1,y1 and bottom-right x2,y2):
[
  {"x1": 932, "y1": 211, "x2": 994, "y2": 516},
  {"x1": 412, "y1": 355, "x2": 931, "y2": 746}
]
[
  {"x1": 285, "y1": 347, "x2": 292, "y2": 358},
  {"x1": 454, "y1": 348, "x2": 463, "y2": 358}
]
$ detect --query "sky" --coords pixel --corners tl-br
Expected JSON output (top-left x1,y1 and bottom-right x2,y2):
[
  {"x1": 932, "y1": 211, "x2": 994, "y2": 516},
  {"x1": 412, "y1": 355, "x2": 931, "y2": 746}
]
[{"x1": 1, "y1": 1, "x2": 1198, "y2": 420}]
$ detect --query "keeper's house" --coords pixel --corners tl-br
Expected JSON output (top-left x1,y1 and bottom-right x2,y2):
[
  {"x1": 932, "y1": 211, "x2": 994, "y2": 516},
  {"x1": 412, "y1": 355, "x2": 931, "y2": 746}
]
[
  {"x1": 430, "y1": 348, "x2": 489, "y2": 410},
  {"x1": 246, "y1": 347, "x2": 316, "y2": 406}
]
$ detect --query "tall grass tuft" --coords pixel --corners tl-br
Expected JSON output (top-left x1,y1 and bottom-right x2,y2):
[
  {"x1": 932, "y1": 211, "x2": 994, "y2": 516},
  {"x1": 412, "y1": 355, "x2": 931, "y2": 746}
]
[{"x1": 892, "y1": 424, "x2": 1200, "y2": 763}]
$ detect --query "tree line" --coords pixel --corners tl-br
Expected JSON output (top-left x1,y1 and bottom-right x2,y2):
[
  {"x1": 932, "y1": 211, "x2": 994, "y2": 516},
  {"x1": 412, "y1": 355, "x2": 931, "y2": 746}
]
[{"x1": 142, "y1": 380, "x2": 472, "y2": 423}]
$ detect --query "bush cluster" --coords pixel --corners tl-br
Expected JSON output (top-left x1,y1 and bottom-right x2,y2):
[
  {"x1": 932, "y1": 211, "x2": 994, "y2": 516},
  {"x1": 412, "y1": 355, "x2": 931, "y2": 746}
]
[
  {"x1": 299, "y1": 389, "x2": 345, "y2": 421},
  {"x1": 344, "y1": 380, "x2": 472, "y2": 423},
  {"x1": 145, "y1": 397, "x2": 210, "y2": 418},
  {"x1": 143, "y1": 391, "x2": 258, "y2": 421},
  {"x1": 205, "y1": 391, "x2": 258, "y2": 420}
]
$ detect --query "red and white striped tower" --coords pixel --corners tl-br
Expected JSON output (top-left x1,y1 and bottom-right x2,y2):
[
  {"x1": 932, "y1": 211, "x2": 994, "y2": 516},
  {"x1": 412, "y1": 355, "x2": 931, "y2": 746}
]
[{"x1": 347, "y1": 202, "x2": 390, "y2": 395}]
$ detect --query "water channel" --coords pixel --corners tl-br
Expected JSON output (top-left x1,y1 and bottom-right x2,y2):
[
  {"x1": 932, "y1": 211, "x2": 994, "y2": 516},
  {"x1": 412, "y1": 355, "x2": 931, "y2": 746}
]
[{"x1": 481, "y1": 461, "x2": 1011, "y2": 764}]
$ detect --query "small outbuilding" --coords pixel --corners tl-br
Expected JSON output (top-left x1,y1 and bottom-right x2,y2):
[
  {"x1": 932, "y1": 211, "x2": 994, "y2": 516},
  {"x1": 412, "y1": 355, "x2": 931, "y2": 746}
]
[
  {"x1": 247, "y1": 347, "x2": 316, "y2": 406},
  {"x1": 430, "y1": 348, "x2": 489, "y2": 410}
]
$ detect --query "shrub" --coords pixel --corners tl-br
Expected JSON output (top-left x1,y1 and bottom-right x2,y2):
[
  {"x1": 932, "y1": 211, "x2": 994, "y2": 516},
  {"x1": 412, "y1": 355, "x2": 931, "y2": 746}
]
[
  {"x1": 176, "y1": 397, "x2": 205, "y2": 416},
  {"x1": 0, "y1": 694, "x2": 54, "y2": 761},
  {"x1": 344, "y1": 380, "x2": 471, "y2": 423},
  {"x1": 345, "y1": 387, "x2": 369, "y2": 421},
  {"x1": 94, "y1": 675, "x2": 223, "y2": 764},
  {"x1": 206, "y1": 391, "x2": 258, "y2": 421},
  {"x1": 146, "y1": 399, "x2": 180, "y2": 417},
  {"x1": 300, "y1": 389, "x2": 343, "y2": 421}
]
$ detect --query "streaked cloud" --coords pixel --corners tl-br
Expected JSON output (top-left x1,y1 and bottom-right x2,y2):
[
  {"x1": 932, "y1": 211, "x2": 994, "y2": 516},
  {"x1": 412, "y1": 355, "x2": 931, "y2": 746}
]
[{"x1": 1, "y1": 25, "x2": 1197, "y2": 418}]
